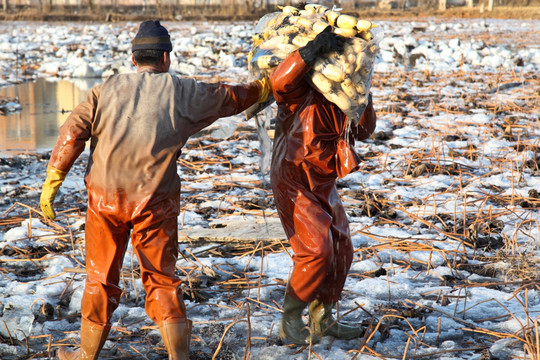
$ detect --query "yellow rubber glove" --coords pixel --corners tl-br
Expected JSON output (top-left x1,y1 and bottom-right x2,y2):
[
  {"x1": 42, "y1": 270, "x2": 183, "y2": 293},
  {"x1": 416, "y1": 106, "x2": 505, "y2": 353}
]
[
  {"x1": 40, "y1": 166, "x2": 67, "y2": 220},
  {"x1": 254, "y1": 77, "x2": 272, "y2": 103}
]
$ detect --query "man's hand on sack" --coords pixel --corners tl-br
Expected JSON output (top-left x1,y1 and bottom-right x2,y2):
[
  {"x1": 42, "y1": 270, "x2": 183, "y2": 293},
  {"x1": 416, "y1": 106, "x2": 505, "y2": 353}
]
[
  {"x1": 316, "y1": 26, "x2": 345, "y2": 55},
  {"x1": 299, "y1": 26, "x2": 345, "y2": 66}
]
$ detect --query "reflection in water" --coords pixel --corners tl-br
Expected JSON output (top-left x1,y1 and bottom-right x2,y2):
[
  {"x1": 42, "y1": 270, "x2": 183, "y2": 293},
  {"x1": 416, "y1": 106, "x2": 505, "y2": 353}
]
[{"x1": 0, "y1": 77, "x2": 102, "y2": 156}]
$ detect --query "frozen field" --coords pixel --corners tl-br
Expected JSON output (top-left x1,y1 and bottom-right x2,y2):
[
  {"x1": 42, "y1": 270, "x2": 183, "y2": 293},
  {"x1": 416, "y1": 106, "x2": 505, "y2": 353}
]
[{"x1": 0, "y1": 17, "x2": 539, "y2": 360}]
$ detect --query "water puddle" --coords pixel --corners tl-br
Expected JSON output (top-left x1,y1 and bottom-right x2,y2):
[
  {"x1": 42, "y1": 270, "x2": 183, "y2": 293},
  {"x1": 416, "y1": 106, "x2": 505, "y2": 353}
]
[{"x1": 0, "y1": 77, "x2": 102, "y2": 156}]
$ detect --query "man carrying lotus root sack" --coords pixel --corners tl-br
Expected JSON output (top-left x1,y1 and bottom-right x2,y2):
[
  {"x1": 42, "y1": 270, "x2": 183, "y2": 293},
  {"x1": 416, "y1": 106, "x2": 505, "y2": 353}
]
[{"x1": 249, "y1": 4, "x2": 378, "y2": 345}]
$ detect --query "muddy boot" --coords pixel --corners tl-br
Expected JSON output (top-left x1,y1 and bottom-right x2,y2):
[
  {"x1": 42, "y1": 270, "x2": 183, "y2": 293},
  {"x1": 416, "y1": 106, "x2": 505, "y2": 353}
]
[
  {"x1": 57, "y1": 320, "x2": 110, "y2": 360},
  {"x1": 159, "y1": 320, "x2": 193, "y2": 360},
  {"x1": 279, "y1": 293, "x2": 319, "y2": 345},
  {"x1": 309, "y1": 299, "x2": 364, "y2": 340}
]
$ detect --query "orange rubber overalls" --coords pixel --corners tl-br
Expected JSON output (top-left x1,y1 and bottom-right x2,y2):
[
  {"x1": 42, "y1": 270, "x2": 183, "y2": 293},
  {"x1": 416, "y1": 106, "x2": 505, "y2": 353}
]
[
  {"x1": 47, "y1": 70, "x2": 260, "y2": 330},
  {"x1": 270, "y1": 50, "x2": 377, "y2": 304}
]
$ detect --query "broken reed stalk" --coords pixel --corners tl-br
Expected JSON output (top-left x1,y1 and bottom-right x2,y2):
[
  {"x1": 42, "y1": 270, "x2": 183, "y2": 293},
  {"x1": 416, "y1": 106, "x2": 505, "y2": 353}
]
[
  {"x1": 368, "y1": 347, "x2": 487, "y2": 359},
  {"x1": 3, "y1": 320, "x2": 14, "y2": 345},
  {"x1": 245, "y1": 297, "x2": 282, "y2": 313},
  {"x1": 258, "y1": 241, "x2": 264, "y2": 302},
  {"x1": 212, "y1": 319, "x2": 239, "y2": 360},
  {"x1": 243, "y1": 302, "x2": 251, "y2": 360},
  {"x1": 506, "y1": 287, "x2": 540, "y2": 359},
  {"x1": 130, "y1": 252, "x2": 140, "y2": 302},
  {"x1": 27, "y1": 209, "x2": 32, "y2": 239},
  {"x1": 15, "y1": 329, "x2": 29, "y2": 355},
  {"x1": 405, "y1": 300, "x2": 477, "y2": 328},
  {"x1": 436, "y1": 316, "x2": 441, "y2": 347},
  {"x1": 420, "y1": 289, "x2": 538, "y2": 357},
  {"x1": 349, "y1": 312, "x2": 484, "y2": 360}
]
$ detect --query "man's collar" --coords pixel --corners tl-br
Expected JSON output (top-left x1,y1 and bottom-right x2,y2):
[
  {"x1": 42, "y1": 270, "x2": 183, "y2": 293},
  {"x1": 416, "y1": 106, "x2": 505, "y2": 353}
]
[{"x1": 137, "y1": 66, "x2": 164, "y2": 73}]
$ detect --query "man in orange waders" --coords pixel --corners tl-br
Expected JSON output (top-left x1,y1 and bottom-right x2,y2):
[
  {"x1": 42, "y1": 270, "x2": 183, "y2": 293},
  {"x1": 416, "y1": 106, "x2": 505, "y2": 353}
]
[
  {"x1": 269, "y1": 27, "x2": 377, "y2": 345},
  {"x1": 40, "y1": 20, "x2": 271, "y2": 360}
]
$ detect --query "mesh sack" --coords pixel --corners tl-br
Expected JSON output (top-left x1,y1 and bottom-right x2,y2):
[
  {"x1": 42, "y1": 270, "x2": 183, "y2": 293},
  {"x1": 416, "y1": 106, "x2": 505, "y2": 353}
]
[{"x1": 247, "y1": 4, "x2": 381, "y2": 124}]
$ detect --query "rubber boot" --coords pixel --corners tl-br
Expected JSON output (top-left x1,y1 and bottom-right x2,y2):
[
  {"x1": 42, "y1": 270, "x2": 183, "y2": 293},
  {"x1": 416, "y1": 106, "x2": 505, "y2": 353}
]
[
  {"x1": 57, "y1": 320, "x2": 110, "y2": 360},
  {"x1": 308, "y1": 299, "x2": 364, "y2": 340},
  {"x1": 279, "y1": 293, "x2": 319, "y2": 345},
  {"x1": 159, "y1": 320, "x2": 192, "y2": 360}
]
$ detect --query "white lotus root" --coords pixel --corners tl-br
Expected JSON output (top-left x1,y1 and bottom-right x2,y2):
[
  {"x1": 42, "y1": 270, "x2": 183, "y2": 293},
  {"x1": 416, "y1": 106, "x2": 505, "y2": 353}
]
[{"x1": 248, "y1": 3, "x2": 380, "y2": 124}]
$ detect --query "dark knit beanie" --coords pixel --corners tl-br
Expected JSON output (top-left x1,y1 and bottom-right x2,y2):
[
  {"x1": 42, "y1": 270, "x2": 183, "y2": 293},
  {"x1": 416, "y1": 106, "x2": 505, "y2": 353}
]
[{"x1": 131, "y1": 20, "x2": 172, "y2": 53}]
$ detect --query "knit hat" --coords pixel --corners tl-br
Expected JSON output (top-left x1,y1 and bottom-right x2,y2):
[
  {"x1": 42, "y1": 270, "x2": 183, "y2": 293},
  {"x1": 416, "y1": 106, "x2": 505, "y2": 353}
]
[{"x1": 131, "y1": 20, "x2": 172, "y2": 53}]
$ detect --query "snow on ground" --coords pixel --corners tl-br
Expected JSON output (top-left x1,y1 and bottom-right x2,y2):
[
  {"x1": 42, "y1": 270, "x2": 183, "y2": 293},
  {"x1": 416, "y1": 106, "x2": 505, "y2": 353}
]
[{"x1": 0, "y1": 17, "x2": 539, "y2": 360}]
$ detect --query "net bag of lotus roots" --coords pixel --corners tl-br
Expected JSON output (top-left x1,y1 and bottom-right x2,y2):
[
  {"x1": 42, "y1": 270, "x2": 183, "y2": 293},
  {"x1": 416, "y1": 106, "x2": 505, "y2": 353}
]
[{"x1": 247, "y1": 3, "x2": 381, "y2": 127}]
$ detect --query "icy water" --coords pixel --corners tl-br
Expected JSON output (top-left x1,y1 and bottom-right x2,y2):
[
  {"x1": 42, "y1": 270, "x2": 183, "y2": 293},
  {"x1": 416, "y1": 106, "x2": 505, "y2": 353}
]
[{"x1": 0, "y1": 77, "x2": 101, "y2": 156}]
